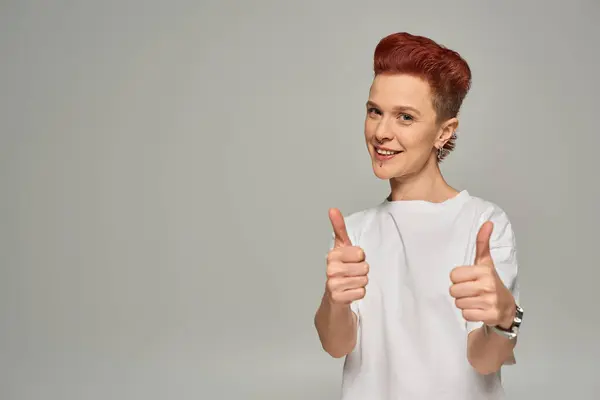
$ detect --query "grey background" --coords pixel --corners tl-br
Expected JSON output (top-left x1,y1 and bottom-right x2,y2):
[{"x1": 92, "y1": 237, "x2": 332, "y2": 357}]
[{"x1": 1, "y1": 0, "x2": 598, "y2": 399}]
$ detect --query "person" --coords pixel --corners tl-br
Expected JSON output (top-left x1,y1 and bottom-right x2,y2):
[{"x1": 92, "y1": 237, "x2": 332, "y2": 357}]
[{"x1": 314, "y1": 32, "x2": 523, "y2": 400}]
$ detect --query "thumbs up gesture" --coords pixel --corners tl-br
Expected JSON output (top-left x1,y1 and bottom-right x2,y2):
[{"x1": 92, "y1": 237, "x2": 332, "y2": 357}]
[
  {"x1": 325, "y1": 208, "x2": 369, "y2": 305},
  {"x1": 449, "y1": 221, "x2": 516, "y2": 330}
]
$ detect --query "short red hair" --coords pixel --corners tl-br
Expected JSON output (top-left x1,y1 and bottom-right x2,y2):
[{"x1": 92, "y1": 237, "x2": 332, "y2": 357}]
[{"x1": 373, "y1": 32, "x2": 472, "y2": 159}]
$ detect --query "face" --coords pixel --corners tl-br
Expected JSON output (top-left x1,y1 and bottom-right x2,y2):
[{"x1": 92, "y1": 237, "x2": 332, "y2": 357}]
[{"x1": 364, "y1": 73, "x2": 457, "y2": 180}]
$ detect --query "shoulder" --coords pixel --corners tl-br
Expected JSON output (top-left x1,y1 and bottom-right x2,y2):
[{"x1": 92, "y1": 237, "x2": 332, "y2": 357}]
[
  {"x1": 466, "y1": 194, "x2": 516, "y2": 247},
  {"x1": 341, "y1": 205, "x2": 381, "y2": 245},
  {"x1": 467, "y1": 195, "x2": 511, "y2": 221}
]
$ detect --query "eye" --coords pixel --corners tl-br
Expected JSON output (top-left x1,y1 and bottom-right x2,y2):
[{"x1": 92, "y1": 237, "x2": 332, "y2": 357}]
[
  {"x1": 367, "y1": 107, "x2": 382, "y2": 116},
  {"x1": 398, "y1": 113, "x2": 413, "y2": 122}
]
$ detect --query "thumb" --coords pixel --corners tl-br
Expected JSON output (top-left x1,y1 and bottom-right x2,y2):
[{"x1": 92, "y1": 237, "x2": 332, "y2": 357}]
[
  {"x1": 329, "y1": 208, "x2": 352, "y2": 248},
  {"x1": 475, "y1": 221, "x2": 494, "y2": 264}
]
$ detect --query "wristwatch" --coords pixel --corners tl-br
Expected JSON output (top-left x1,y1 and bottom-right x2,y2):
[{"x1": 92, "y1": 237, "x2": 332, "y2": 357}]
[{"x1": 487, "y1": 304, "x2": 523, "y2": 340}]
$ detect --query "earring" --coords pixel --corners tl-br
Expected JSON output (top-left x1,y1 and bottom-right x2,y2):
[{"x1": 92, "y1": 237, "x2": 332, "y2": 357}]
[{"x1": 438, "y1": 132, "x2": 457, "y2": 161}]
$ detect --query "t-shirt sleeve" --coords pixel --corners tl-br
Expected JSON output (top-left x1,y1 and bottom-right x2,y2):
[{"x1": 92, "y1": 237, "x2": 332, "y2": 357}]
[{"x1": 466, "y1": 206, "x2": 520, "y2": 347}]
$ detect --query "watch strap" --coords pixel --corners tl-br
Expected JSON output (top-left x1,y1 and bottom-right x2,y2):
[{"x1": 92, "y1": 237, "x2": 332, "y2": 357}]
[{"x1": 487, "y1": 304, "x2": 523, "y2": 340}]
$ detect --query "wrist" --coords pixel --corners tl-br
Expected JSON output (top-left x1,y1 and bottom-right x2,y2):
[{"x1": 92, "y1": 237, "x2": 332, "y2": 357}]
[
  {"x1": 323, "y1": 292, "x2": 351, "y2": 312},
  {"x1": 497, "y1": 302, "x2": 517, "y2": 330}
]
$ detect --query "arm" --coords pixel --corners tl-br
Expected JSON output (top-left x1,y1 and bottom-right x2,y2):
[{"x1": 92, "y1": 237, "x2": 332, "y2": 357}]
[
  {"x1": 450, "y1": 209, "x2": 520, "y2": 375},
  {"x1": 314, "y1": 295, "x2": 358, "y2": 358},
  {"x1": 315, "y1": 208, "x2": 367, "y2": 358},
  {"x1": 467, "y1": 321, "x2": 517, "y2": 375}
]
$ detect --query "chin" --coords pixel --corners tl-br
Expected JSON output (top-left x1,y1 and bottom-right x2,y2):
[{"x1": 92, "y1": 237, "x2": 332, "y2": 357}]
[{"x1": 371, "y1": 161, "x2": 401, "y2": 180}]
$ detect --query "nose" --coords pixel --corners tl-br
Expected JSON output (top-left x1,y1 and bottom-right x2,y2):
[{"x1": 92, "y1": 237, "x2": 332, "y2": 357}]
[{"x1": 374, "y1": 118, "x2": 394, "y2": 143}]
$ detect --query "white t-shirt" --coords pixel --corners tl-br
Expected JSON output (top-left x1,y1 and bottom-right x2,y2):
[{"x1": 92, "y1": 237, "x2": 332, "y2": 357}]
[{"x1": 336, "y1": 190, "x2": 520, "y2": 400}]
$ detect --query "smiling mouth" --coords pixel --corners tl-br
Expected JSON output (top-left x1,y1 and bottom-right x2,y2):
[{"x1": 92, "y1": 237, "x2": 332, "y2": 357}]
[{"x1": 375, "y1": 147, "x2": 402, "y2": 156}]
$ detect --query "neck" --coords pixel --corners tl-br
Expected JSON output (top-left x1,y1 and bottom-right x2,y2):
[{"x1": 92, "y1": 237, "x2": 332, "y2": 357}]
[{"x1": 388, "y1": 156, "x2": 458, "y2": 202}]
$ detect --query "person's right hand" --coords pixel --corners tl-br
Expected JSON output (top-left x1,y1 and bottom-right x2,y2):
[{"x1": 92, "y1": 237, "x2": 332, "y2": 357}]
[{"x1": 325, "y1": 208, "x2": 369, "y2": 305}]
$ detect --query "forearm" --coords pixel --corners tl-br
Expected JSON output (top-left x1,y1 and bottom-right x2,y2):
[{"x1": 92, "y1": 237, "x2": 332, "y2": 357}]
[
  {"x1": 314, "y1": 294, "x2": 357, "y2": 358},
  {"x1": 467, "y1": 325, "x2": 516, "y2": 375}
]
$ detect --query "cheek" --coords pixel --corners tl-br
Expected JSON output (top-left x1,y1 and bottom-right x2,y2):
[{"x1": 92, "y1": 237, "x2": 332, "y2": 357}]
[
  {"x1": 402, "y1": 129, "x2": 434, "y2": 151},
  {"x1": 364, "y1": 120, "x2": 375, "y2": 138}
]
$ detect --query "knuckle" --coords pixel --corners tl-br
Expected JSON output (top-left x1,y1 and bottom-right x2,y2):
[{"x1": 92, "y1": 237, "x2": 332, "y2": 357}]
[
  {"x1": 326, "y1": 249, "x2": 339, "y2": 264},
  {"x1": 449, "y1": 268, "x2": 462, "y2": 283},
  {"x1": 449, "y1": 285, "x2": 456, "y2": 297},
  {"x1": 462, "y1": 309, "x2": 476, "y2": 322},
  {"x1": 326, "y1": 278, "x2": 337, "y2": 292},
  {"x1": 325, "y1": 280, "x2": 333, "y2": 292},
  {"x1": 363, "y1": 262, "x2": 370, "y2": 274},
  {"x1": 354, "y1": 246, "x2": 365, "y2": 261},
  {"x1": 330, "y1": 291, "x2": 342, "y2": 303},
  {"x1": 326, "y1": 261, "x2": 340, "y2": 277},
  {"x1": 482, "y1": 279, "x2": 495, "y2": 293},
  {"x1": 354, "y1": 276, "x2": 366, "y2": 288}
]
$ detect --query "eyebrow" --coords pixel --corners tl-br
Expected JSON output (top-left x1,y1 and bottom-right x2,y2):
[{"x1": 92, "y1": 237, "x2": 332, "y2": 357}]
[{"x1": 366, "y1": 101, "x2": 421, "y2": 117}]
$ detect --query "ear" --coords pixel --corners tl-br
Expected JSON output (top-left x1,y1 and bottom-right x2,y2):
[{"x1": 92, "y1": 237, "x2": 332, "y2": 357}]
[{"x1": 436, "y1": 117, "x2": 459, "y2": 148}]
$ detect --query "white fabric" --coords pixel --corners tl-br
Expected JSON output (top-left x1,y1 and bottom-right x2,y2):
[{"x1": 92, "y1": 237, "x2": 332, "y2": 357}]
[{"x1": 335, "y1": 190, "x2": 520, "y2": 400}]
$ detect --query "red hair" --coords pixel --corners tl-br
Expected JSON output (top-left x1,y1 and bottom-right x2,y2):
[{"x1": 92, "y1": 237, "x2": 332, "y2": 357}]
[{"x1": 373, "y1": 32, "x2": 472, "y2": 159}]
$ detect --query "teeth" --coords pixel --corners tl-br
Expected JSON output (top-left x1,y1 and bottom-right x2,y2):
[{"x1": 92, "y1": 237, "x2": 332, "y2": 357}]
[{"x1": 376, "y1": 148, "x2": 399, "y2": 155}]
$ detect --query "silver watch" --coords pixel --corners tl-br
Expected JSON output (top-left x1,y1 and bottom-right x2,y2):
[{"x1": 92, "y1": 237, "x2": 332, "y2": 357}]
[{"x1": 487, "y1": 304, "x2": 523, "y2": 340}]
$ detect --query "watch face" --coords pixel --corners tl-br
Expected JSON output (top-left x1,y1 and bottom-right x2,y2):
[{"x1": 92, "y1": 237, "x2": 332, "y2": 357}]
[{"x1": 514, "y1": 305, "x2": 523, "y2": 328}]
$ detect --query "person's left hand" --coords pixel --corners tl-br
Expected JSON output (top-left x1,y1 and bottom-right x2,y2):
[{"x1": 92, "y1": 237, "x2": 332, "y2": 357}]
[{"x1": 449, "y1": 221, "x2": 516, "y2": 329}]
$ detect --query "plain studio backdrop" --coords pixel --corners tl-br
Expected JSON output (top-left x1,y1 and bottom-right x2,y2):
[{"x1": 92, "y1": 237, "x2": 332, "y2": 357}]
[{"x1": 1, "y1": 1, "x2": 599, "y2": 399}]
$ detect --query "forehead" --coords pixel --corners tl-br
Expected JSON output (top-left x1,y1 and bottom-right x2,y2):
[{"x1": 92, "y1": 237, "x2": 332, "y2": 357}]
[{"x1": 368, "y1": 74, "x2": 434, "y2": 112}]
